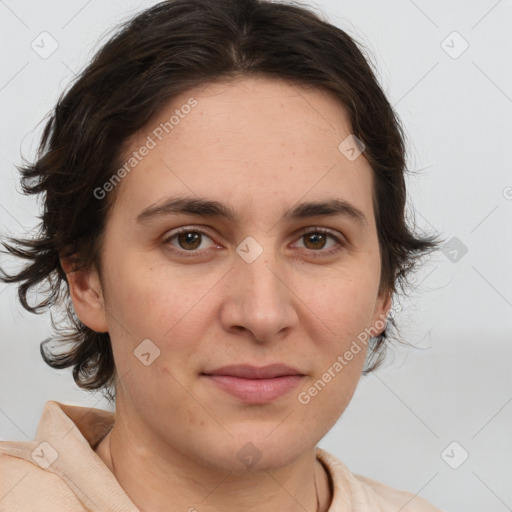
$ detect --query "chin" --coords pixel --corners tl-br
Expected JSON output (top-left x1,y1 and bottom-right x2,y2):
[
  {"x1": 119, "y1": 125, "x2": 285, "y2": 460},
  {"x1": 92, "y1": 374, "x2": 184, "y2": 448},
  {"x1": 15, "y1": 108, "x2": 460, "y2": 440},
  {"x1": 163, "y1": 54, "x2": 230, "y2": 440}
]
[
  {"x1": 225, "y1": 429, "x2": 316, "y2": 473},
  {"x1": 201, "y1": 448, "x2": 306, "y2": 475}
]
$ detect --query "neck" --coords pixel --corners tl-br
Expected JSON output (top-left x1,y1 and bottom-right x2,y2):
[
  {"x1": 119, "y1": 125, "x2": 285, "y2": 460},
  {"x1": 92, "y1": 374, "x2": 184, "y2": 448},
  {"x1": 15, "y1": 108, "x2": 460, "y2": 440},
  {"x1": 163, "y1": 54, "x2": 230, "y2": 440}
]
[{"x1": 96, "y1": 424, "x2": 332, "y2": 512}]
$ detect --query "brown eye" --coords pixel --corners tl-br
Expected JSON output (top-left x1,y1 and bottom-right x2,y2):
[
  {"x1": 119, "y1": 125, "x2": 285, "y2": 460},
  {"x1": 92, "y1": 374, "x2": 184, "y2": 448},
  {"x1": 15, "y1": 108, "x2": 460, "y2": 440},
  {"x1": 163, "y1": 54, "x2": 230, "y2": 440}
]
[
  {"x1": 164, "y1": 228, "x2": 217, "y2": 255},
  {"x1": 303, "y1": 232, "x2": 328, "y2": 250},
  {"x1": 177, "y1": 231, "x2": 202, "y2": 250},
  {"x1": 293, "y1": 228, "x2": 345, "y2": 258}
]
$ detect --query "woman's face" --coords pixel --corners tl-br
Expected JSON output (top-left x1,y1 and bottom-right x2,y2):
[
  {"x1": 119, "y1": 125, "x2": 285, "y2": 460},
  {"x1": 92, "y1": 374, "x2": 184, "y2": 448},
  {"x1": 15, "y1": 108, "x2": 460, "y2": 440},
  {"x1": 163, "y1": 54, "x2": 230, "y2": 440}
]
[{"x1": 80, "y1": 76, "x2": 390, "y2": 471}]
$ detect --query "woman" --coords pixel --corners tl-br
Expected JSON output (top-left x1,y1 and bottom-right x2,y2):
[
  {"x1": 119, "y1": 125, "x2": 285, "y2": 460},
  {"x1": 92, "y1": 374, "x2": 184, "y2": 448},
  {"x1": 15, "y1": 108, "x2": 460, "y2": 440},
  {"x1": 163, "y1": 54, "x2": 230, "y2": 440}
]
[{"x1": 0, "y1": 0, "x2": 442, "y2": 510}]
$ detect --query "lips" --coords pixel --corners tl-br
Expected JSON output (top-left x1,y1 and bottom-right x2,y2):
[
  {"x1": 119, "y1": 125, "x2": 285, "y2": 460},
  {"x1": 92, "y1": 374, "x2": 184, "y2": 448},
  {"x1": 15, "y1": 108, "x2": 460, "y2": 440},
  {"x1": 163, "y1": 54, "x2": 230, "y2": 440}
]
[
  {"x1": 201, "y1": 364, "x2": 305, "y2": 404},
  {"x1": 202, "y1": 363, "x2": 304, "y2": 379}
]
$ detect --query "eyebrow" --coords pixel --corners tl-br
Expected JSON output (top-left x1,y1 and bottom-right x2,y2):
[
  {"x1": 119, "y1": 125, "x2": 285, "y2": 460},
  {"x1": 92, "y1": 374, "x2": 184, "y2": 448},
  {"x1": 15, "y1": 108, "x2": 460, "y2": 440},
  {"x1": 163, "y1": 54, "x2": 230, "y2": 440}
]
[{"x1": 136, "y1": 196, "x2": 367, "y2": 225}]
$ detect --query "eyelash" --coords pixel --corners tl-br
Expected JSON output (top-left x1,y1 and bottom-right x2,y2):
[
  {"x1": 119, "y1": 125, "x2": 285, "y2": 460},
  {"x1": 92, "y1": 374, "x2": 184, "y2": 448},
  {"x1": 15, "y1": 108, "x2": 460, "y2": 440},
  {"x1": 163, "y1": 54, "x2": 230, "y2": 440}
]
[{"x1": 162, "y1": 226, "x2": 346, "y2": 258}]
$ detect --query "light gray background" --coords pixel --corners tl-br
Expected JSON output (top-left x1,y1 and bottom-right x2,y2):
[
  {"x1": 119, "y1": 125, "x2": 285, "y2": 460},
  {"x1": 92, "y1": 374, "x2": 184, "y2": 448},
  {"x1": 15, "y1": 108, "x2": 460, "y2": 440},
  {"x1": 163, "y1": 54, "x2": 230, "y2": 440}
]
[{"x1": 1, "y1": 1, "x2": 511, "y2": 511}]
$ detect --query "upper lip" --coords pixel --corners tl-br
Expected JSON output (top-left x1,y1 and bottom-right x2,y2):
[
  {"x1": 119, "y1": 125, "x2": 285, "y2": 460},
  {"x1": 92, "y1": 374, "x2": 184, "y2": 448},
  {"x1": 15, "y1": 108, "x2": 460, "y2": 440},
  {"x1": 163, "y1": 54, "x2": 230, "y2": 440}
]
[{"x1": 202, "y1": 364, "x2": 304, "y2": 379}]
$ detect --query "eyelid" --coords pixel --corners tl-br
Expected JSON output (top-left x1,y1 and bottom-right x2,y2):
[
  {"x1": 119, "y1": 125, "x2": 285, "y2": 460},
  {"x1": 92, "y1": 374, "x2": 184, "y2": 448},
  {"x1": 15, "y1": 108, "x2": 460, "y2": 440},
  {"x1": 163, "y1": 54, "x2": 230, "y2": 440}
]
[
  {"x1": 162, "y1": 225, "x2": 220, "y2": 255},
  {"x1": 294, "y1": 226, "x2": 344, "y2": 241},
  {"x1": 291, "y1": 226, "x2": 346, "y2": 254},
  {"x1": 162, "y1": 225, "x2": 346, "y2": 257}
]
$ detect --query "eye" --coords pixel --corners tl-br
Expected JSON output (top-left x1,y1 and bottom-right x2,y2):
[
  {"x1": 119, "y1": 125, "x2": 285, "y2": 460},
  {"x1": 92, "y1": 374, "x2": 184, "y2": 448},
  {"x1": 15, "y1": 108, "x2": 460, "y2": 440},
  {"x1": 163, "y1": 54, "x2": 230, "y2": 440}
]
[
  {"x1": 163, "y1": 227, "x2": 218, "y2": 255},
  {"x1": 162, "y1": 226, "x2": 346, "y2": 259},
  {"x1": 292, "y1": 227, "x2": 345, "y2": 256}
]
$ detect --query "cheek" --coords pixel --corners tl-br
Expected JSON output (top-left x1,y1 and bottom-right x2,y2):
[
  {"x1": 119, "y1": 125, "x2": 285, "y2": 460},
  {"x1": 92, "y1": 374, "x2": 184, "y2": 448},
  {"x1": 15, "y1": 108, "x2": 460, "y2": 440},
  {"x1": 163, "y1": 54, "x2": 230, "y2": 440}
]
[
  {"x1": 297, "y1": 268, "x2": 380, "y2": 341},
  {"x1": 296, "y1": 340, "x2": 367, "y2": 442},
  {"x1": 102, "y1": 250, "x2": 204, "y2": 337},
  {"x1": 101, "y1": 253, "x2": 215, "y2": 385}
]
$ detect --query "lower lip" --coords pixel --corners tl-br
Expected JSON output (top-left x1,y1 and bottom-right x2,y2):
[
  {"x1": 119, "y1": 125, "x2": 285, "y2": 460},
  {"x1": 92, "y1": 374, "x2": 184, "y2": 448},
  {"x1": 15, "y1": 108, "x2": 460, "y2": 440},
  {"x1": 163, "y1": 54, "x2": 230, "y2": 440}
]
[{"x1": 203, "y1": 374, "x2": 304, "y2": 404}]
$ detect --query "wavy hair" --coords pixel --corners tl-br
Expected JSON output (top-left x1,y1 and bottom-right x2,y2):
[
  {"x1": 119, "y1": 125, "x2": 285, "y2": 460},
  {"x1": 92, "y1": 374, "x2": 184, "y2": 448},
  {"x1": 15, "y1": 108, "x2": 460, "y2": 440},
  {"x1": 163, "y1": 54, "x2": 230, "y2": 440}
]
[{"x1": 0, "y1": 0, "x2": 440, "y2": 403}]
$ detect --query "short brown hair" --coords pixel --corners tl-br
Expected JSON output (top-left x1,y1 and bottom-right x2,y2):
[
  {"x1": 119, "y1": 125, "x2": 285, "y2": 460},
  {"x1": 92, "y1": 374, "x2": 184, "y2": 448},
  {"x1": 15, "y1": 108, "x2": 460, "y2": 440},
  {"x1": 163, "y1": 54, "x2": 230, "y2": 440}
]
[{"x1": 0, "y1": 0, "x2": 439, "y2": 403}]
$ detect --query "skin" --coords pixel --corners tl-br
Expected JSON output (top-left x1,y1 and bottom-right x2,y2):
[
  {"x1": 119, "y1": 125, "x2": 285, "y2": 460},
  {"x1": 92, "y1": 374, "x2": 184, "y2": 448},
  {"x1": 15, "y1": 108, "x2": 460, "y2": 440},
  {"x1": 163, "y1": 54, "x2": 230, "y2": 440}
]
[{"x1": 62, "y1": 75, "x2": 391, "y2": 512}]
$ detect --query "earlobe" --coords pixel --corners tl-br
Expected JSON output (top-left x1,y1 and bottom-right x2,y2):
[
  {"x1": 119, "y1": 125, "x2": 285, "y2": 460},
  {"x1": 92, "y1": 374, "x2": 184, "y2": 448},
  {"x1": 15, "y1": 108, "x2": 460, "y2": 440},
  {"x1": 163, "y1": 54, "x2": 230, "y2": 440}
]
[
  {"x1": 382, "y1": 292, "x2": 392, "y2": 321},
  {"x1": 60, "y1": 256, "x2": 109, "y2": 333},
  {"x1": 372, "y1": 290, "x2": 393, "y2": 336}
]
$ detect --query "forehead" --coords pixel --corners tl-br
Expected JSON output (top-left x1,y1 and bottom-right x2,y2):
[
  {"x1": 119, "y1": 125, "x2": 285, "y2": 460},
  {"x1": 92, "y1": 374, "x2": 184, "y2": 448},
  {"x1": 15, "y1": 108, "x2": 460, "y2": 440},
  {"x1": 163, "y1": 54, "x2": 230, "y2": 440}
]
[{"x1": 112, "y1": 76, "x2": 374, "y2": 220}]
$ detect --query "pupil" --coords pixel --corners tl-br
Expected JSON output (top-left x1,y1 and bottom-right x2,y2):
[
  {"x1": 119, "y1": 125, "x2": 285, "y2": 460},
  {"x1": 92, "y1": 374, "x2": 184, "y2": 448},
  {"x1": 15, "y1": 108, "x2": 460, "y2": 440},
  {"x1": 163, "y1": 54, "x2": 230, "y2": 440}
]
[
  {"x1": 177, "y1": 232, "x2": 326, "y2": 251},
  {"x1": 306, "y1": 233, "x2": 325, "y2": 249},
  {"x1": 179, "y1": 232, "x2": 201, "y2": 250}
]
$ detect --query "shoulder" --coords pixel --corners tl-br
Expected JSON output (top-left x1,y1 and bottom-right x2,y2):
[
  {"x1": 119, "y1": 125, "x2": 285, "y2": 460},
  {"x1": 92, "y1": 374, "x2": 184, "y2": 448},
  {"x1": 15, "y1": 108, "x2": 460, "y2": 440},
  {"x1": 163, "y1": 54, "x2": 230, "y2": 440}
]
[
  {"x1": 316, "y1": 448, "x2": 444, "y2": 512},
  {"x1": 352, "y1": 472, "x2": 443, "y2": 511},
  {"x1": 0, "y1": 442, "x2": 86, "y2": 511}
]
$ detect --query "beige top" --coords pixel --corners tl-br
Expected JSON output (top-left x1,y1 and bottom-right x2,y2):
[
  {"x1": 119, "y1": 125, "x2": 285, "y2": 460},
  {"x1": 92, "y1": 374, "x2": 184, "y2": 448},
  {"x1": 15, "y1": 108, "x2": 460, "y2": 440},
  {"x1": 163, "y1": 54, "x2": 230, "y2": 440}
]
[{"x1": 0, "y1": 401, "x2": 443, "y2": 511}]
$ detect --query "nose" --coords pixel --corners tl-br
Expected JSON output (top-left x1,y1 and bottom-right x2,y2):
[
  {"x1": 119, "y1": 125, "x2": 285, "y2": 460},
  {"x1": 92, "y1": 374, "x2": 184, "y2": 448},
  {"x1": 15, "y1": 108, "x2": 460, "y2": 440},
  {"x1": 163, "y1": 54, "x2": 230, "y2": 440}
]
[{"x1": 219, "y1": 248, "x2": 298, "y2": 343}]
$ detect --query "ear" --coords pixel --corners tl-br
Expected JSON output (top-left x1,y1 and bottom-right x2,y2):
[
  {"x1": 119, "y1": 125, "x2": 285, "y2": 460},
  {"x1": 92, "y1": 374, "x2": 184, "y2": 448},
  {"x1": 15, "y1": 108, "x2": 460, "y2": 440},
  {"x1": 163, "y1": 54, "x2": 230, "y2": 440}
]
[
  {"x1": 60, "y1": 256, "x2": 109, "y2": 333},
  {"x1": 370, "y1": 289, "x2": 392, "y2": 337}
]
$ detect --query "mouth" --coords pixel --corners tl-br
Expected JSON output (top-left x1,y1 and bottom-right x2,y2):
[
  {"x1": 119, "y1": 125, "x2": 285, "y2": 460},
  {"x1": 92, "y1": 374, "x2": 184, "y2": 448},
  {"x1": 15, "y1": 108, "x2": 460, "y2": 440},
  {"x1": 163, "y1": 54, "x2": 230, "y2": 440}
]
[{"x1": 201, "y1": 364, "x2": 306, "y2": 404}]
